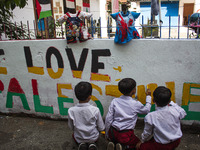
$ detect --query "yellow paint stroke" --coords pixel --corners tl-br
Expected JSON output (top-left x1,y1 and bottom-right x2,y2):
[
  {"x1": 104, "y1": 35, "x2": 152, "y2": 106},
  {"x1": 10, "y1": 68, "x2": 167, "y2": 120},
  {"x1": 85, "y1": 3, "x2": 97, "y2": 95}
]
[
  {"x1": 115, "y1": 79, "x2": 120, "y2": 82},
  {"x1": 137, "y1": 85, "x2": 146, "y2": 104},
  {"x1": 72, "y1": 70, "x2": 82, "y2": 79},
  {"x1": 166, "y1": 81, "x2": 176, "y2": 102},
  {"x1": 28, "y1": 67, "x2": 44, "y2": 75},
  {"x1": 113, "y1": 66, "x2": 122, "y2": 72},
  {"x1": 57, "y1": 84, "x2": 72, "y2": 98},
  {"x1": 182, "y1": 83, "x2": 190, "y2": 105},
  {"x1": 91, "y1": 73, "x2": 110, "y2": 82},
  {"x1": 47, "y1": 68, "x2": 63, "y2": 79},
  {"x1": 91, "y1": 95, "x2": 98, "y2": 101},
  {"x1": 105, "y1": 85, "x2": 122, "y2": 97},
  {"x1": 147, "y1": 83, "x2": 158, "y2": 104},
  {"x1": 91, "y1": 83, "x2": 103, "y2": 95},
  {"x1": 0, "y1": 67, "x2": 7, "y2": 74}
]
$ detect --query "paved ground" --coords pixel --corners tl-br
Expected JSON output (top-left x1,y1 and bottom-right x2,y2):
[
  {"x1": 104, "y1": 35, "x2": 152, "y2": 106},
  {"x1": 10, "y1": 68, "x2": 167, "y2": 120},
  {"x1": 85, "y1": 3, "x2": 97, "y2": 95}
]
[{"x1": 0, "y1": 114, "x2": 200, "y2": 150}]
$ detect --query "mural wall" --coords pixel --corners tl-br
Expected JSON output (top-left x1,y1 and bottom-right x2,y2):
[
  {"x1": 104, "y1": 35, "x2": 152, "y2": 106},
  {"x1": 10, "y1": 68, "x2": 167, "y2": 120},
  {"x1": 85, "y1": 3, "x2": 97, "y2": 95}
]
[{"x1": 0, "y1": 39, "x2": 200, "y2": 121}]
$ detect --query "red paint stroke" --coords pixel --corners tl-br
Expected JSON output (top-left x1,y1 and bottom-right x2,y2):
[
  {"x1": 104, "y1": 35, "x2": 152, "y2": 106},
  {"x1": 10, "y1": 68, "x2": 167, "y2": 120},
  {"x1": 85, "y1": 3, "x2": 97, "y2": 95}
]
[
  {"x1": 0, "y1": 80, "x2": 4, "y2": 91},
  {"x1": 8, "y1": 78, "x2": 24, "y2": 94},
  {"x1": 32, "y1": 79, "x2": 39, "y2": 95}
]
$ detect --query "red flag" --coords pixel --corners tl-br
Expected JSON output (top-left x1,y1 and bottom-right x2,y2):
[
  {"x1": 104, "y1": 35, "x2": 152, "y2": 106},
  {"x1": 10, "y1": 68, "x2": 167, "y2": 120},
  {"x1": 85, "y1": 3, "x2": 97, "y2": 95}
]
[{"x1": 36, "y1": 0, "x2": 41, "y2": 19}]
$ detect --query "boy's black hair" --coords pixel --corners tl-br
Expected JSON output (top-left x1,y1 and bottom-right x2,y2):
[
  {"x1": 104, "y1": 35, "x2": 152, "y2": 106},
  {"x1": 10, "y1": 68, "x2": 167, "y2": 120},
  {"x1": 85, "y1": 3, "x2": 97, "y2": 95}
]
[
  {"x1": 118, "y1": 78, "x2": 136, "y2": 95},
  {"x1": 153, "y1": 86, "x2": 171, "y2": 107},
  {"x1": 75, "y1": 81, "x2": 92, "y2": 101}
]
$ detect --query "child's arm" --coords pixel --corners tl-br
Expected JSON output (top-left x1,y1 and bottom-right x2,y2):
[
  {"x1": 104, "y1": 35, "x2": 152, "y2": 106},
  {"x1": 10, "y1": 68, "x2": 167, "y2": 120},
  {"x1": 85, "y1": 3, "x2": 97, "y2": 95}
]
[
  {"x1": 96, "y1": 110, "x2": 105, "y2": 132},
  {"x1": 57, "y1": 14, "x2": 68, "y2": 24},
  {"x1": 68, "y1": 110, "x2": 74, "y2": 131},
  {"x1": 141, "y1": 114, "x2": 153, "y2": 142},
  {"x1": 169, "y1": 101, "x2": 187, "y2": 119},
  {"x1": 105, "y1": 101, "x2": 114, "y2": 138},
  {"x1": 137, "y1": 89, "x2": 152, "y2": 114}
]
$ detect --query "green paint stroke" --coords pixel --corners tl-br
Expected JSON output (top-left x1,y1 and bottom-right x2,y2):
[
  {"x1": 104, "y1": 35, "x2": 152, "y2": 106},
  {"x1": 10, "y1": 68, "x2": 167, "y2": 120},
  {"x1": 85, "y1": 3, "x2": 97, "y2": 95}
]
[
  {"x1": 94, "y1": 100, "x2": 104, "y2": 116},
  {"x1": 182, "y1": 105, "x2": 200, "y2": 121},
  {"x1": 33, "y1": 95, "x2": 53, "y2": 114},
  {"x1": 138, "y1": 104, "x2": 155, "y2": 118},
  {"x1": 58, "y1": 97, "x2": 74, "y2": 116},
  {"x1": 6, "y1": 92, "x2": 30, "y2": 110}
]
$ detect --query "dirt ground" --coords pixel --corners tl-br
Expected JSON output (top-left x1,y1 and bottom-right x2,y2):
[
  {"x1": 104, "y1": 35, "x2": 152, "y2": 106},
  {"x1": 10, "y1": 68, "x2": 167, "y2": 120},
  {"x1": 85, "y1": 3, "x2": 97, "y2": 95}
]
[{"x1": 0, "y1": 114, "x2": 200, "y2": 150}]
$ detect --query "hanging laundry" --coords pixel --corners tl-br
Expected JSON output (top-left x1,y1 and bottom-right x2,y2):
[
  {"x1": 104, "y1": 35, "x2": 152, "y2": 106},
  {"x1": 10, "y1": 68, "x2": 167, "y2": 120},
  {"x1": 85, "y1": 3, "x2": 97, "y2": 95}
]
[
  {"x1": 111, "y1": 11, "x2": 140, "y2": 44},
  {"x1": 151, "y1": 0, "x2": 159, "y2": 16},
  {"x1": 58, "y1": 11, "x2": 92, "y2": 44}
]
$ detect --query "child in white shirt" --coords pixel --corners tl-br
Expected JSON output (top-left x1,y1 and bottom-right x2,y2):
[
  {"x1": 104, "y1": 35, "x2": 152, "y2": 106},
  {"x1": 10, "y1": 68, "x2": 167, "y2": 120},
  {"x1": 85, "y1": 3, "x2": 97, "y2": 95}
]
[
  {"x1": 105, "y1": 78, "x2": 151, "y2": 150},
  {"x1": 136, "y1": 86, "x2": 187, "y2": 150},
  {"x1": 68, "y1": 81, "x2": 105, "y2": 150}
]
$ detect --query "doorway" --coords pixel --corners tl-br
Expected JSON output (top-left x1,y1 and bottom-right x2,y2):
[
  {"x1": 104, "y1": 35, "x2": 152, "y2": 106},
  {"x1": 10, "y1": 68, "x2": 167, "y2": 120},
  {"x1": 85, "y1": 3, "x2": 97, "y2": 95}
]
[{"x1": 183, "y1": 3, "x2": 194, "y2": 25}]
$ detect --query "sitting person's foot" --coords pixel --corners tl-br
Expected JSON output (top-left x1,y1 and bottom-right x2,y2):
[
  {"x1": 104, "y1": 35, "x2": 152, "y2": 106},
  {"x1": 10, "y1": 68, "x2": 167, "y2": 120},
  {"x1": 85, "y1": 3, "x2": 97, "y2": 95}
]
[
  {"x1": 116, "y1": 143, "x2": 122, "y2": 150},
  {"x1": 78, "y1": 143, "x2": 88, "y2": 150},
  {"x1": 107, "y1": 142, "x2": 115, "y2": 150},
  {"x1": 88, "y1": 143, "x2": 97, "y2": 150}
]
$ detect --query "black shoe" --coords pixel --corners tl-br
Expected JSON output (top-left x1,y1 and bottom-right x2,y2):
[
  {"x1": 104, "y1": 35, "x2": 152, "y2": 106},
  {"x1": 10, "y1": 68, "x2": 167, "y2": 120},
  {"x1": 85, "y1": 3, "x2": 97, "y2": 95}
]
[
  {"x1": 78, "y1": 143, "x2": 88, "y2": 150},
  {"x1": 88, "y1": 143, "x2": 97, "y2": 150}
]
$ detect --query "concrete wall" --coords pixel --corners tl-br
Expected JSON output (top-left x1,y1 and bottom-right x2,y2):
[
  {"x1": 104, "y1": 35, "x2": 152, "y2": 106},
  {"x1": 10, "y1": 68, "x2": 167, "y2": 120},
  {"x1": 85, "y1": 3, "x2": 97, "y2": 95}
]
[{"x1": 0, "y1": 39, "x2": 200, "y2": 122}]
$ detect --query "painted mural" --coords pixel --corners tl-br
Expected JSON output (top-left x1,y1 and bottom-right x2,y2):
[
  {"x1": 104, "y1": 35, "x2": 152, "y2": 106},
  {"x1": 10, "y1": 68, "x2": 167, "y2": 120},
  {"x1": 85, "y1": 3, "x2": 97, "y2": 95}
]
[{"x1": 0, "y1": 40, "x2": 200, "y2": 121}]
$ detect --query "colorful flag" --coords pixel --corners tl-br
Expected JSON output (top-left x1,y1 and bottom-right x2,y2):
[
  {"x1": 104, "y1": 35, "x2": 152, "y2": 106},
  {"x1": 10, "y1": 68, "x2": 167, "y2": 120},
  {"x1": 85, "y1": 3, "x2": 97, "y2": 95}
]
[
  {"x1": 83, "y1": 0, "x2": 90, "y2": 12},
  {"x1": 64, "y1": 0, "x2": 76, "y2": 13},
  {"x1": 36, "y1": 0, "x2": 52, "y2": 20}
]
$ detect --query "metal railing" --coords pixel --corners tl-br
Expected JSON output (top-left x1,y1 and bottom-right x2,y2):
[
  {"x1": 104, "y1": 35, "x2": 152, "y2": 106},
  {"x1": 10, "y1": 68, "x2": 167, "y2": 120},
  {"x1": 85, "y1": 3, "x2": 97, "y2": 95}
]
[{"x1": 0, "y1": 14, "x2": 199, "y2": 41}]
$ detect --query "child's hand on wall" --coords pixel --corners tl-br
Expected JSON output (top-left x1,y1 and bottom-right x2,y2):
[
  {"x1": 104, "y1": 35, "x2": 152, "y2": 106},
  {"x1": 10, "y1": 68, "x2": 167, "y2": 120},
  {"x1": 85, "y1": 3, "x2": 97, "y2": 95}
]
[{"x1": 146, "y1": 89, "x2": 151, "y2": 96}]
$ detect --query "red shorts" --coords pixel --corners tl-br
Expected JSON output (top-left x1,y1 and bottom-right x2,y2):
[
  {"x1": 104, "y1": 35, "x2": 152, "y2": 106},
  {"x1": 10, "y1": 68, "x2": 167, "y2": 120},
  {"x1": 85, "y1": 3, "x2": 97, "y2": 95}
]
[
  {"x1": 140, "y1": 138, "x2": 181, "y2": 150},
  {"x1": 108, "y1": 126, "x2": 140, "y2": 149}
]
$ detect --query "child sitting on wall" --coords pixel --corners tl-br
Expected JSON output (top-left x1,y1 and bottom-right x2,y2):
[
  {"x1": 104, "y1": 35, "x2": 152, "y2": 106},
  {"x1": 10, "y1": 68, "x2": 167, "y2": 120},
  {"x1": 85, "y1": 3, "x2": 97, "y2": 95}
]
[
  {"x1": 136, "y1": 86, "x2": 187, "y2": 150},
  {"x1": 105, "y1": 78, "x2": 152, "y2": 150},
  {"x1": 68, "y1": 81, "x2": 105, "y2": 150}
]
